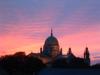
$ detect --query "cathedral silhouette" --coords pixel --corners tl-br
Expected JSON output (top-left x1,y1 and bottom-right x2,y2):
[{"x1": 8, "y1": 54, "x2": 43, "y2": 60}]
[{"x1": 29, "y1": 29, "x2": 90, "y2": 66}]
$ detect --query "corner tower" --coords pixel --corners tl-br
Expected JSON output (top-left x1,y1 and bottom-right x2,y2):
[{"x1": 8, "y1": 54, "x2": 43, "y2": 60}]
[{"x1": 84, "y1": 46, "x2": 90, "y2": 65}]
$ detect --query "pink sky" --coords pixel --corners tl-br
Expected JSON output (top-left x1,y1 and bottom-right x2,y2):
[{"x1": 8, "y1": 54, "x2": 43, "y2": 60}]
[{"x1": 0, "y1": 0, "x2": 100, "y2": 64}]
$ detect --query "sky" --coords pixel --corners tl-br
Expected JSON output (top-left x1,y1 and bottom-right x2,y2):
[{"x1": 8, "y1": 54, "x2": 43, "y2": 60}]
[{"x1": 0, "y1": 0, "x2": 100, "y2": 64}]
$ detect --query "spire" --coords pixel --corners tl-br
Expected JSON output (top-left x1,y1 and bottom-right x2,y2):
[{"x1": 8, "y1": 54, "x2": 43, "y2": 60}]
[
  {"x1": 85, "y1": 46, "x2": 89, "y2": 55},
  {"x1": 84, "y1": 46, "x2": 90, "y2": 65},
  {"x1": 84, "y1": 46, "x2": 90, "y2": 59},
  {"x1": 51, "y1": 28, "x2": 53, "y2": 36},
  {"x1": 68, "y1": 48, "x2": 72, "y2": 54},
  {"x1": 67, "y1": 48, "x2": 72, "y2": 55},
  {"x1": 85, "y1": 44, "x2": 89, "y2": 53}
]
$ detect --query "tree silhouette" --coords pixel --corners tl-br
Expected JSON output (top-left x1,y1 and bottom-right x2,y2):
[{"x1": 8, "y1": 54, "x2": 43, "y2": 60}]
[{"x1": 0, "y1": 52, "x2": 45, "y2": 75}]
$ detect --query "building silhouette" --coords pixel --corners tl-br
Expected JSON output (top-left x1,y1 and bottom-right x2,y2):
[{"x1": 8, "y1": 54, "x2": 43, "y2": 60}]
[{"x1": 29, "y1": 29, "x2": 90, "y2": 66}]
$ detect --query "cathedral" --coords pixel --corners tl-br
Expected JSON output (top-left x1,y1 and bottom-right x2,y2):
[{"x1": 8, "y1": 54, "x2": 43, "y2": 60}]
[{"x1": 29, "y1": 29, "x2": 90, "y2": 66}]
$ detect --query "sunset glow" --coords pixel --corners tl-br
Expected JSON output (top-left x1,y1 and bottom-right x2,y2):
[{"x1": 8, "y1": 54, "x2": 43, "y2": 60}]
[{"x1": 0, "y1": 0, "x2": 100, "y2": 64}]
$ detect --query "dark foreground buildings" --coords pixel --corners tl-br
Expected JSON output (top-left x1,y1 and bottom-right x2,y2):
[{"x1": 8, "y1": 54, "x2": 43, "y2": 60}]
[{"x1": 29, "y1": 29, "x2": 90, "y2": 67}]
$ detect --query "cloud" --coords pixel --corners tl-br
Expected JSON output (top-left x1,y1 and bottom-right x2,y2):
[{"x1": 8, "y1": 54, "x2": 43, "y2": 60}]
[{"x1": 0, "y1": 0, "x2": 100, "y2": 62}]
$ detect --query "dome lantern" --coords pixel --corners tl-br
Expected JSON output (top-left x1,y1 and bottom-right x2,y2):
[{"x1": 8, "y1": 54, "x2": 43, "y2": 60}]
[{"x1": 51, "y1": 28, "x2": 53, "y2": 36}]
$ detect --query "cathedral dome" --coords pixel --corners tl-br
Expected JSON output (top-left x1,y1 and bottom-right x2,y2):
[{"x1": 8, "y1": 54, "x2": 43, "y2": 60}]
[
  {"x1": 42, "y1": 29, "x2": 60, "y2": 57},
  {"x1": 44, "y1": 35, "x2": 59, "y2": 46}
]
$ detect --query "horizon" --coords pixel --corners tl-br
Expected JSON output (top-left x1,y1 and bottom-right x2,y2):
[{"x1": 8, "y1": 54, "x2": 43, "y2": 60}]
[{"x1": 0, "y1": 0, "x2": 100, "y2": 65}]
